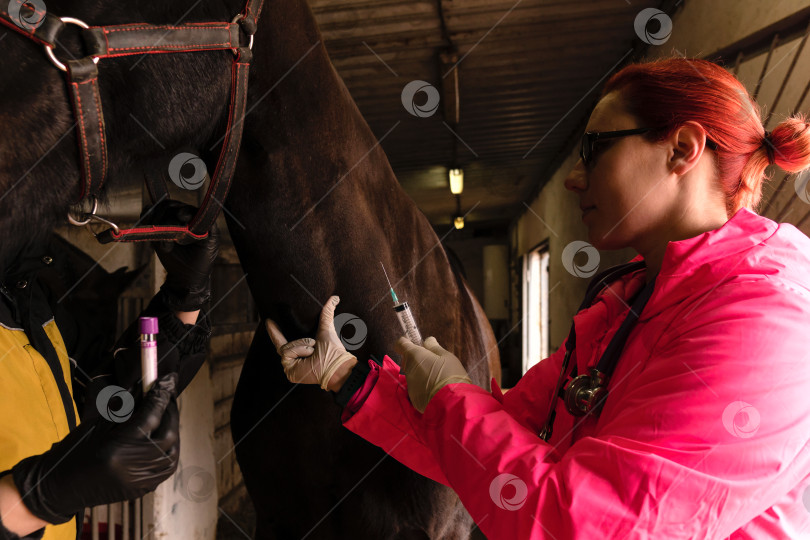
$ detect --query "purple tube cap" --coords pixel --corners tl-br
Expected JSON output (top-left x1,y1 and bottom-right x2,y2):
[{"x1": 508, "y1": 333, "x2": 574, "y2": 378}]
[{"x1": 139, "y1": 317, "x2": 159, "y2": 335}]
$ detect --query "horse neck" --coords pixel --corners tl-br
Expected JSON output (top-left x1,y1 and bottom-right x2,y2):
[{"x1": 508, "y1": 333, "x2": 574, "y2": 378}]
[
  {"x1": 248, "y1": 0, "x2": 402, "y2": 193},
  {"x1": 246, "y1": 2, "x2": 436, "y2": 232}
]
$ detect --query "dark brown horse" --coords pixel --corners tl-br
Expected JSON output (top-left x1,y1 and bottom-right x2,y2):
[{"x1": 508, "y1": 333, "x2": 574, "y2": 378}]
[
  {"x1": 0, "y1": 0, "x2": 500, "y2": 537},
  {"x1": 226, "y1": 2, "x2": 500, "y2": 537}
]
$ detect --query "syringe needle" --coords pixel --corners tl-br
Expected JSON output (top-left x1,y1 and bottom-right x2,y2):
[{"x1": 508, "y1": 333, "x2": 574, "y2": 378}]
[
  {"x1": 380, "y1": 261, "x2": 399, "y2": 304},
  {"x1": 380, "y1": 261, "x2": 393, "y2": 289}
]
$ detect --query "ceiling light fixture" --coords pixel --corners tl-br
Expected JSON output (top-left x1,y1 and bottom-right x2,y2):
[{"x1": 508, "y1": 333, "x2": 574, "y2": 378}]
[{"x1": 449, "y1": 168, "x2": 464, "y2": 195}]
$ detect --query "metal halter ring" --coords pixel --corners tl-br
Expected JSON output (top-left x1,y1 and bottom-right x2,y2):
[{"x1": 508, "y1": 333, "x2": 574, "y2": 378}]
[
  {"x1": 68, "y1": 196, "x2": 120, "y2": 234},
  {"x1": 44, "y1": 17, "x2": 100, "y2": 72},
  {"x1": 67, "y1": 195, "x2": 98, "y2": 226},
  {"x1": 231, "y1": 13, "x2": 254, "y2": 53}
]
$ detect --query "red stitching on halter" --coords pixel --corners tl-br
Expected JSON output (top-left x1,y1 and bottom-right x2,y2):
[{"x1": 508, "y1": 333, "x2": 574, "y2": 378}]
[
  {"x1": 195, "y1": 59, "x2": 247, "y2": 233},
  {"x1": 0, "y1": 5, "x2": 46, "y2": 36},
  {"x1": 91, "y1": 79, "x2": 107, "y2": 184},
  {"x1": 111, "y1": 226, "x2": 210, "y2": 242},
  {"x1": 71, "y1": 81, "x2": 92, "y2": 201},
  {"x1": 2, "y1": 0, "x2": 260, "y2": 242},
  {"x1": 104, "y1": 23, "x2": 230, "y2": 32},
  {"x1": 108, "y1": 42, "x2": 232, "y2": 51}
]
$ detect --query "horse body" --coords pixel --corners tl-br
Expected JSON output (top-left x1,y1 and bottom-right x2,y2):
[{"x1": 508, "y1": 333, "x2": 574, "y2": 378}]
[
  {"x1": 226, "y1": 1, "x2": 499, "y2": 537},
  {"x1": 0, "y1": 0, "x2": 500, "y2": 537}
]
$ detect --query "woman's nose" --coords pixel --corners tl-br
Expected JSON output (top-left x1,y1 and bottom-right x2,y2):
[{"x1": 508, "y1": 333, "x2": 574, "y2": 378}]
[{"x1": 564, "y1": 160, "x2": 588, "y2": 192}]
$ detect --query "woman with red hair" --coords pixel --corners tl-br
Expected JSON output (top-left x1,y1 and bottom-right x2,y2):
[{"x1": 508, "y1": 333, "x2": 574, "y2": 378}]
[{"x1": 268, "y1": 57, "x2": 810, "y2": 538}]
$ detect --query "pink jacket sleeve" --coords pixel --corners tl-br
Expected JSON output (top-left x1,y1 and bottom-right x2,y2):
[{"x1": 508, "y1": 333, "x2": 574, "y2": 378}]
[
  {"x1": 341, "y1": 343, "x2": 569, "y2": 488},
  {"x1": 416, "y1": 281, "x2": 810, "y2": 539},
  {"x1": 346, "y1": 281, "x2": 810, "y2": 538},
  {"x1": 342, "y1": 355, "x2": 452, "y2": 486}
]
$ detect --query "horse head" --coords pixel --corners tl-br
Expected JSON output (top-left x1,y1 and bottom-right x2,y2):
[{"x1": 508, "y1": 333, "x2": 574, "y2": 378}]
[{"x1": 0, "y1": 0, "x2": 246, "y2": 269}]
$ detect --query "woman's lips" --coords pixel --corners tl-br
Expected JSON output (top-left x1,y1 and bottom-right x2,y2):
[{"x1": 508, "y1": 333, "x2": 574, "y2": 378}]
[{"x1": 582, "y1": 207, "x2": 596, "y2": 219}]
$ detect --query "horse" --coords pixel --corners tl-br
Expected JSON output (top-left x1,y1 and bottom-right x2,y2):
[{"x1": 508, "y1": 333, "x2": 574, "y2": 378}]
[{"x1": 0, "y1": 1, "x2": 501, "y2": 537}]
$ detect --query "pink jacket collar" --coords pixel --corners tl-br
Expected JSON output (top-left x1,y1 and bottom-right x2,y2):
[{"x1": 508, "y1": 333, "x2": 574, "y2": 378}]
[{"x1": 631, "y1": 207, "x2": 780, "y2": 321}]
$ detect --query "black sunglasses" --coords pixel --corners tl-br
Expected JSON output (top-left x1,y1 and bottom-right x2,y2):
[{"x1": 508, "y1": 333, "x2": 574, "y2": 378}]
[{"x1": 580, "y1": 127, "x2": 719, "y2": 166}]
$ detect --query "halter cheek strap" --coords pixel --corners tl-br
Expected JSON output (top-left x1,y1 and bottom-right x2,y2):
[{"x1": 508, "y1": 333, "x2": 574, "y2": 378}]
[{"x1": 0, "y1": 0, "x2": 265, "y2": 244}]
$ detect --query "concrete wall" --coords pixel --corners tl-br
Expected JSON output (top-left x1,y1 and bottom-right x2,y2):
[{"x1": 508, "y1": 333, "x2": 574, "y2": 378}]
[
  {"x1": 513, "y1": 147, "x2": 635, "y2": 352},
  {"x1": 659, "y1": 0, "x2": 809, "y2": 57},
  {"x1": 511, "y1": 0, "x2": 810, "y2": 355}
]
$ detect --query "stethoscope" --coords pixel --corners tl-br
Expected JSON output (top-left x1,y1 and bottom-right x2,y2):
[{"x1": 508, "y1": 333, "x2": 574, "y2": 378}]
[{"x1": 538, "y1": 260, "x2": 657, "y2": 442}]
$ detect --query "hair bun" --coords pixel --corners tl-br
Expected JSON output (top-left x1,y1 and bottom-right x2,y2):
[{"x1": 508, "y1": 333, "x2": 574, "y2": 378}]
[{"x1": 765, "y1": 117, "x2": 810, "y2": 172}]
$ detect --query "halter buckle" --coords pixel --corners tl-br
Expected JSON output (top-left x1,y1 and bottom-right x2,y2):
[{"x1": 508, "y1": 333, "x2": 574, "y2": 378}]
[
  {"x1": 231, "y1": 13, "x2": 254, "y2": 55},
  {"x1": 67, "y1": 195, "x2": 120, "y2": 235},
  {"x1": 43, "y1": 17, "x2": 99, "y2": 72}
]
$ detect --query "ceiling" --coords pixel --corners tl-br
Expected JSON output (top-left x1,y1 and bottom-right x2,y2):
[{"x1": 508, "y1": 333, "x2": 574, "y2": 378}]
[{"x1": 311, "y1": 0, "x2": 669, "y2": 227}]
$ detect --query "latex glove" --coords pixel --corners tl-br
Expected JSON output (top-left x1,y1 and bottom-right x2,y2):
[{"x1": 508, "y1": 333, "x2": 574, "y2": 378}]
[
  {"x1": 11, "y1": 374, "x2": 179, "y2": 525},
  {"x1": 140, "y1": 200, "x2": 219, "y2": 312},
  {"x1": 265, "y1": 296, "x2": 357, "y2": 390},
  {"x1": 396, "y1": 336, "x2": 472, "y2": 413}
]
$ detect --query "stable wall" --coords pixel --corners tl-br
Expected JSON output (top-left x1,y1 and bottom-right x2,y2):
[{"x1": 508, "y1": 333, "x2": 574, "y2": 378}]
[{"x1": 511, "y1": 0, "x2": 810, "y2": 355}]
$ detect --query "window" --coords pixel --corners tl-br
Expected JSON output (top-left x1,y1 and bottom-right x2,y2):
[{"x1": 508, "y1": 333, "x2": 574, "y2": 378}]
[{"x1": 522, "y1": 245, "x2": 549, "y2": 374}]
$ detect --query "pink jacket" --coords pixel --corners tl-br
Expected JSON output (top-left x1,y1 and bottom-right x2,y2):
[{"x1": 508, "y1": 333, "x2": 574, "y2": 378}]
[{"x1": 343, "y1": 208, "x2": 810, "y2": 539}]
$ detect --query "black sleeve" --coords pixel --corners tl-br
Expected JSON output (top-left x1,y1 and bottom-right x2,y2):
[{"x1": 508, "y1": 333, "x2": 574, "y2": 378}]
[{"x1": 69, "y1": 290, "x2": 211, "y2": 422}]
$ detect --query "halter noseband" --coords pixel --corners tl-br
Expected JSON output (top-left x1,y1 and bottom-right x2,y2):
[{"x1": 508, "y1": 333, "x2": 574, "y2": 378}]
[{"x1": 0, "y1": 0, "x2": 265, "y2": 243}]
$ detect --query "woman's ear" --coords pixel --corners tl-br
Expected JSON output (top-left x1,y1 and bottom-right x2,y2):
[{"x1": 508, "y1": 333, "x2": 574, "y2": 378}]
[{"x1": 668, "y1": 121, "x2": 712, "y2": 176}]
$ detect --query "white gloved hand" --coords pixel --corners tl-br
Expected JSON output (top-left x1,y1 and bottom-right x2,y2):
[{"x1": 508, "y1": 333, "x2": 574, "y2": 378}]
[
  {"x1": 265, "y1": 296, "x2": 357, "y2": 391},
  {"x1": 395, "y1": 336, "x2": 472, "y2": 413}
]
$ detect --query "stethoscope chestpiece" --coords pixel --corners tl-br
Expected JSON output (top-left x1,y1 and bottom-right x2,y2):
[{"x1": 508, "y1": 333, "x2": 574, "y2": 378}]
[{"x1": 564, "y1": 368, "x2": 609, "y2": 417}]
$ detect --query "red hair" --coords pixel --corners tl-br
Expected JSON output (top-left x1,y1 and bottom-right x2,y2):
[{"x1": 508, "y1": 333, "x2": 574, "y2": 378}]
[{"x1": 602, "y1": 57, "x2": 810, "y2": 217}]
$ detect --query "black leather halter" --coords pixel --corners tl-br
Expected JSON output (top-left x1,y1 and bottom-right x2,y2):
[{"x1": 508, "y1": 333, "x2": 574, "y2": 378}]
[{"x1": 0, "y1": 0, "x2": 264, "y2": 243}]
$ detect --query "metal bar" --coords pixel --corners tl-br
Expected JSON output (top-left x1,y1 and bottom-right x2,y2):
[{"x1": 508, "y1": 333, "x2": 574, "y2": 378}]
[
  {"x1": 123, "y1": 501, "x2": 130, "y2": 540},
  {"x1": 753, "y1": 33, "x2": 779, "y2": 100},
  {"x1": 793, "y1": 73, "x2": 810, "y2": 113},
  {"x1": 764, "y1": 20, "x2": 810, "y2": 125},
  {"x1": 108, "y1": 504, "x2": 114, "y2": 540},
  {"x1": 756, "y1": 28, "x2": 810, "y2": 218},
  {"x1": 732, "y1": 51, "x2": 744, "y2": 76},
  {"x1": 134, "y1": 499, "x2": 141, "y2": 539},
  {"x1": 91, "y1": 507, "x2": 99, "y2": 540},
  {"x1": 705, "y1": 9, "x2": 810, "y2": 64},
  {"x1": 774, "y1": 176, "x2": 799, "y2": 223},
  {"x1": 796, "y1": 204, "x2": 810, "y2": 230}
]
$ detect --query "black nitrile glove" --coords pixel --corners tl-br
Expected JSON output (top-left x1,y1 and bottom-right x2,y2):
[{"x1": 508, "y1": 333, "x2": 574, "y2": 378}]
[
  {"x1": 11, "y1": 374, "x2": 180, "y2": 525},
  {"x1": 140, "y1": 200, "x2": 219, "y2": 312}
]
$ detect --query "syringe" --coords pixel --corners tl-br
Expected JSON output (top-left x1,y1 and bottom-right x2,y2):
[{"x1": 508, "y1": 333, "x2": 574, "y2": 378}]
[{"x1": 380, "y1": 262, "x2": 423, "y2": 345}]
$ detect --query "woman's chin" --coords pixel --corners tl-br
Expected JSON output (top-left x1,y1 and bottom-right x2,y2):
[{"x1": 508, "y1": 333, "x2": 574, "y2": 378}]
[{"x1": 587, "y1": 228, "x2": 623, "y2": 252}]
